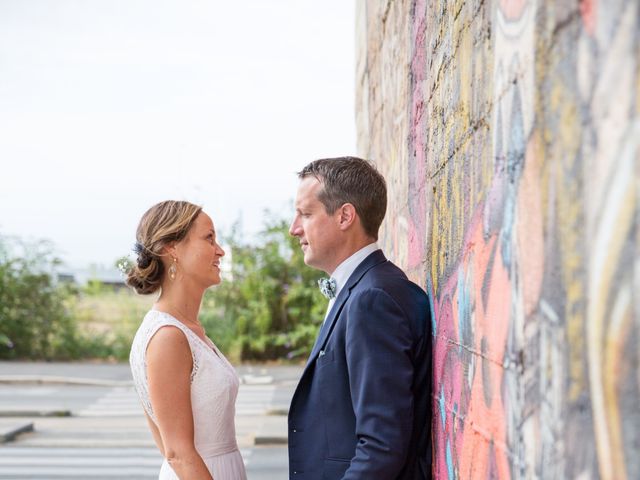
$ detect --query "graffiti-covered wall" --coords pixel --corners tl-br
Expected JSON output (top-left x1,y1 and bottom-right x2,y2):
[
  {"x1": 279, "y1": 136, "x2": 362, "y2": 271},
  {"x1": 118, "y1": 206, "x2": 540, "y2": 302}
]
[{"x1": 356, "y1": 0, "x2": 639, "y2": 478}]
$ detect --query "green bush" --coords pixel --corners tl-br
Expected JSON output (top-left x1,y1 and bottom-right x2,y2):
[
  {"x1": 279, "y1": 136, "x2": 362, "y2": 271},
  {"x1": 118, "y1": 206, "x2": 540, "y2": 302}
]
[
  {"x1": 202, "y1": 215, "x2": 326, "y2": 362},
  {"x1": 0, "y1": 212, "x2": 327, "y2": 363},
  {"x1": 0, "y1": 237, "x2": 80, "y2": 359},
  {"x1": 0, "y1": 236, "x2": 152, "y2": 361}
]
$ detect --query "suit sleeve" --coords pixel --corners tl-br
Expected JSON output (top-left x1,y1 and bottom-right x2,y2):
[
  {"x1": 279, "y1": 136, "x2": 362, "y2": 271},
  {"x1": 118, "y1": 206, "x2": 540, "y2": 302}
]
[{"x1": 342, "y1": 287, "x2": 415, "y2": 479}]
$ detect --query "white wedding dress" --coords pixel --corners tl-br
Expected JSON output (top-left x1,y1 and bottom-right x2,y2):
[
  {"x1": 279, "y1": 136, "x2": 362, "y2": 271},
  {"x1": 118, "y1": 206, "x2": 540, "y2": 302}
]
[{"x1": 130, "y1": 310, "x2": 247, "y2": 480}]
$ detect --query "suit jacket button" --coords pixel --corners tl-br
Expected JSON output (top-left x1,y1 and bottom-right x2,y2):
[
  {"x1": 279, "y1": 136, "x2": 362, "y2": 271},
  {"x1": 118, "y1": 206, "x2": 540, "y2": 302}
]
[{"x1": 293, "y1": 429, "x2": 297, "y2": 433}]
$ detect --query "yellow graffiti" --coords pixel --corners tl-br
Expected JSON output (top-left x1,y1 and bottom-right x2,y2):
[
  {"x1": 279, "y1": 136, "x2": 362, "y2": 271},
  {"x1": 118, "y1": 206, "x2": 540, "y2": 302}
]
[
  {"x1": 588, "y1": 168, "x2": 634, "y2": 480},
  {"x1": 359, "y1": 0, "x2": 639, "y2": 478}
]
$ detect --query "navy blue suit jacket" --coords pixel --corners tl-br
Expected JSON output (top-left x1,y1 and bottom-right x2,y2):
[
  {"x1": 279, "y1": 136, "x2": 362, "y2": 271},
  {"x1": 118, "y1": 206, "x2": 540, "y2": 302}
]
[{"x1": 288, "y1": 250, "x2": 432, "y2": 479}]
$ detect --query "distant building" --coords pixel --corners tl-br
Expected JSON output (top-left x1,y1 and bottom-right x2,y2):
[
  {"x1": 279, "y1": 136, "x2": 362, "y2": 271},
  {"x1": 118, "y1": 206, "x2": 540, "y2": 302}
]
[{"x1": 55, "y1": 265, "x2": 126, "y2": 290}]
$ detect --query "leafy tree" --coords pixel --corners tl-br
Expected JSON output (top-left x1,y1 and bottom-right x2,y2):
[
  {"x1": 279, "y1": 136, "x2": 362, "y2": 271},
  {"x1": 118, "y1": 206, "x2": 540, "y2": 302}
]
[
  {"x1": 0, "y1": 212, "x2": 328, "y2": 363},
  {"x1": 201, "y1": 214, "x2": 326, "y2": 361},
  {"x1": 0, "y1": 237, "x2": 79, "y2": 359}
]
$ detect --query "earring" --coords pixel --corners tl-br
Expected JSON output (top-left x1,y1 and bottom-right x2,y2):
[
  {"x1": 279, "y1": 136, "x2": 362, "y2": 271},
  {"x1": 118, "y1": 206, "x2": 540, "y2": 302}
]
[{"x1": 169, "y1": 257, "x2": 177, "y2": 281}]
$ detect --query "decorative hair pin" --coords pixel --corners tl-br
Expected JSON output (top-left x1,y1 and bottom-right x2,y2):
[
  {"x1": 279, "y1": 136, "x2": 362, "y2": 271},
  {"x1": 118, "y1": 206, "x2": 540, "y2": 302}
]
[
  {"x1": 133, "y1": 242, "x2": 152, "y2": 269},
  {"x1": 133, "y1": 242, "x2": 146, "y2": 255}
]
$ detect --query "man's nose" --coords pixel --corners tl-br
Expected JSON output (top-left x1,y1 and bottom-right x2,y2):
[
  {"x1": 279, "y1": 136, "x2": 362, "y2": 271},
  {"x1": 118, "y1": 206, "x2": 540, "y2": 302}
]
[{"x1": 289, "y1": 219, "x2": 300, "y2": 236}]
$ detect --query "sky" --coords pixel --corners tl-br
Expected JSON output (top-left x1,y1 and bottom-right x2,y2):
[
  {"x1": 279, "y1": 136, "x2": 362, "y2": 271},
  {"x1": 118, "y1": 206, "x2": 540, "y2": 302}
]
[{"x1": 0, "y1": 0, "x2": 356, "y2": 269}]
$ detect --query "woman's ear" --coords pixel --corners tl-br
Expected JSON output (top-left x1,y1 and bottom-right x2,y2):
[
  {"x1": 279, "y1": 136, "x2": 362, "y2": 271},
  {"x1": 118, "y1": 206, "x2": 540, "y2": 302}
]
[
  {"x1": 162, "y1": 242, "x2": 178, "y2": 259},
  {"x1": 338, "y1": 203, "x2": 357, "y2": 231}
]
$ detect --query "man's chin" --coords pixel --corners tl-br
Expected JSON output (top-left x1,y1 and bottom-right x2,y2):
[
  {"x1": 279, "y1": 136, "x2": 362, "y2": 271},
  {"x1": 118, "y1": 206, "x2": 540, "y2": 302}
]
[{"x1": 303, "y1": 253, "x2": 317, "y2": 269}]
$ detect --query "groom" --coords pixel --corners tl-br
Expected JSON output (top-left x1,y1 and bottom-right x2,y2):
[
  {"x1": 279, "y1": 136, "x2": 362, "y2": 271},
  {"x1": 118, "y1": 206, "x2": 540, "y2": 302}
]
[{"x1": 288, "y1": 157, "x2": 432, "y2": 479}]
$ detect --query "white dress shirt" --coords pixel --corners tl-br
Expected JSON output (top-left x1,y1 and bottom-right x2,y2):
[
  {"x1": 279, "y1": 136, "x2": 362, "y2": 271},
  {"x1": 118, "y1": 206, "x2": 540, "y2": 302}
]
[{"x1": 323, "y1": 242, "x2": 380, "y2": 322}]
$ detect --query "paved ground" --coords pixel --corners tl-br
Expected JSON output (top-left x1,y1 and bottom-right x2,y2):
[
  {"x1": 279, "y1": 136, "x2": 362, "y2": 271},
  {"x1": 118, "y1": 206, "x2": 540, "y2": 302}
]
[{"x1": 0, "y1": 361, "x2": 303, "y2": 479}]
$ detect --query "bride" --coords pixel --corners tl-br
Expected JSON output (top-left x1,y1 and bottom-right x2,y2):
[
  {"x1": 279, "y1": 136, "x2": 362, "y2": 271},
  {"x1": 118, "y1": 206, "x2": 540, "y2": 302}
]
[{"x1": 127, "y1": 200, "x2": 246, "y2": 480}]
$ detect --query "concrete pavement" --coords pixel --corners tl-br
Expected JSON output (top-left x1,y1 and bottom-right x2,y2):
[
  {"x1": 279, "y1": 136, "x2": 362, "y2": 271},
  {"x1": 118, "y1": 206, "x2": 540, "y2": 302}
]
[
  {"x1": 0, "y1": 420, "x2": 33, "y2": 443},
  {"x1": 0, "y1": 361, "x2": 302, "y2": 446}
]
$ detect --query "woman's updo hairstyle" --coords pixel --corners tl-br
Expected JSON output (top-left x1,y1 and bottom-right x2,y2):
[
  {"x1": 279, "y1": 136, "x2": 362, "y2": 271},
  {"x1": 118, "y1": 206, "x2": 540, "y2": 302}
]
[{"x1": 126, "y1": 200, "x2": 202, "y2": 295}]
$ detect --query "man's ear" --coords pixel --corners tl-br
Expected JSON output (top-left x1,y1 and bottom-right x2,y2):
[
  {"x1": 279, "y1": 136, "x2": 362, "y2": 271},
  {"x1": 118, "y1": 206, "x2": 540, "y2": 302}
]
[{"x1": 337, "y1": 204, "x2": 357, "y2": 231}]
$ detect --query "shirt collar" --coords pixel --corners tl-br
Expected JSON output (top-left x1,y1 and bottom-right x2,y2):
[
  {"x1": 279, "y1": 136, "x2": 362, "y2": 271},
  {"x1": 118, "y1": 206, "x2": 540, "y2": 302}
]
[{"x1": 330, "y1": 243, "x2": 380, "y2": 298}]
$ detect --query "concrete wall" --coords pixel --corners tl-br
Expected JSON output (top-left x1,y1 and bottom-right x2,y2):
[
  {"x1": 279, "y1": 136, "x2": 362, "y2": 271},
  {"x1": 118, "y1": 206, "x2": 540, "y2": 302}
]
[{"x1": 355, "y1": 1, "x2": 639, "y2": 478}]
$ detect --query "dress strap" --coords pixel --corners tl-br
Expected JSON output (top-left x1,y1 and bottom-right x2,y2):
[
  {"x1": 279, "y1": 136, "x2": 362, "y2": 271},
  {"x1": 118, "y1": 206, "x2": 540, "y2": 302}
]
[{"x1": 129, "y1": 310, "x2": 202, "y2": 423}]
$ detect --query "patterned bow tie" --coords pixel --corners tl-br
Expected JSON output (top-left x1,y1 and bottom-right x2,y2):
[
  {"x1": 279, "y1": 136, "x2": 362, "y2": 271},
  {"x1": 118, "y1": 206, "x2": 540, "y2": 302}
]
[{"x1": 318, "y1": 277, "x2": 337, "y2": 299}]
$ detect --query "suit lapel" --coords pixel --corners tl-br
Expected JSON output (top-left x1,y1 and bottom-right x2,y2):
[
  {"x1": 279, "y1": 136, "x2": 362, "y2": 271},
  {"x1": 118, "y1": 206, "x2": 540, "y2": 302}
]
[
  {"x1": 307, "y1": 283, "x2": 349, "y2": 364},
  {"x1": 304, "y1": 250, "x2": 388, "y2": 370}
]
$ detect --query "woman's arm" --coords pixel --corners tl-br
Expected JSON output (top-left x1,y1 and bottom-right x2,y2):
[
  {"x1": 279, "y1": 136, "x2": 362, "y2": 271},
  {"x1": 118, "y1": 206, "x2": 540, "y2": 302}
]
[
  {"x1": 144, "y1": 411, "x2": 165, "y2": 457},
  {"x1": 146, "y1": 326, "x2": 213, "y2": 480}
]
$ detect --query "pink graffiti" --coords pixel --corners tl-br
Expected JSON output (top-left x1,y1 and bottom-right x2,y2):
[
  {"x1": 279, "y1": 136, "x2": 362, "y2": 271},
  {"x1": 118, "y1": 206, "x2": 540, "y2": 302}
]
[
  {"x1": 433, "y1": 206, "x2": 512, "y2": 479},
  {"x1": 498, "y1": 0, "x2": 529, "y2": 20},
  {"x1": 408, "y1": 0, "x2": 428, "y2": 270},
  {"x1": 579, "y1": 0, "x2": 597, "y2": 35}
]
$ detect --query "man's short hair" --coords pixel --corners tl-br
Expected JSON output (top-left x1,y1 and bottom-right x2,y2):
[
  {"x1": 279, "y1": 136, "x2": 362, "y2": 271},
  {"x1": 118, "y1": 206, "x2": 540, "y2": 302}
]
[{"x1": 298, "y1": 156, "x2": 387, "y2": 239}]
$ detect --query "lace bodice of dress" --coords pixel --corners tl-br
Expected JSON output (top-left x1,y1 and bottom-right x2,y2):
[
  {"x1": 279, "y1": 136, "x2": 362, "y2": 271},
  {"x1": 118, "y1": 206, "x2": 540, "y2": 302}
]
[{"x1": 130, "y1": 310, "x2": 240, "y2": 458}]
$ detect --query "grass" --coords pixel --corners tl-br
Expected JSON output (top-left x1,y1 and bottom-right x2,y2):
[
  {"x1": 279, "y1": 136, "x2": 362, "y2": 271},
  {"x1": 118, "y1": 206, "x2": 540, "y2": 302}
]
[{"x1": 68, "y1": 286, "x2": 155, "y2": 361}]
